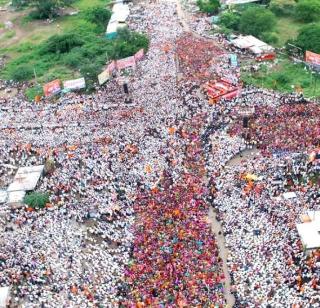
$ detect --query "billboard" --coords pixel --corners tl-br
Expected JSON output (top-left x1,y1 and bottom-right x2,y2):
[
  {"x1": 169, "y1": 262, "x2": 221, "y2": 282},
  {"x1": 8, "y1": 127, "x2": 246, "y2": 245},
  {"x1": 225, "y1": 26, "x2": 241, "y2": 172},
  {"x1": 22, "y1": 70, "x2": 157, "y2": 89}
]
[
  {"x1": 134, "y1": 49, "x2": 145, "y2": 61},
  {"x1": 305, "y1": 50, "x2": 320, "y2": 69},
  {"x1": 43, "y1": 79, "x2": 61, "y2": 97},
  {"x1": 98, "y1": 70, "x2": 110, "y2": 85},
  {"x1": 107, "y1": 60, "x2": 117, "y2": 74},
  {"x1": 63, "y1": 78, "x2": 86, "y2": 91},
  {"x1": 116, "y1": 56, "x2": 136, "y2": 70}
]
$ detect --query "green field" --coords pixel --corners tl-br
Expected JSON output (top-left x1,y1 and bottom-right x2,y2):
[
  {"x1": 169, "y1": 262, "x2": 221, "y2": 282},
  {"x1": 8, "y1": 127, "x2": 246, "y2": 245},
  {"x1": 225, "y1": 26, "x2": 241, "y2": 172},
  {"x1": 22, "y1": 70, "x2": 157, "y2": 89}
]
[
  {"x1": 241, "y1": 58, "x2": 320, "y2": 98},
  {"x1": 275, "y1": 17, "x2": 304, "y2": 47}
]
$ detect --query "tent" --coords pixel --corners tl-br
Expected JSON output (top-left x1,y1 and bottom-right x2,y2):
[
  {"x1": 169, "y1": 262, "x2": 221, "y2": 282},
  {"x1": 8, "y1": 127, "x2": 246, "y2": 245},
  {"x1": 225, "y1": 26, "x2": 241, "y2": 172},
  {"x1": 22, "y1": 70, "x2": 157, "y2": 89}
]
[
  {"x1": 297, "y1": 221, "x2": 320, "y2": 250},
  {"x1": 283, "y1": 192, "x2": 297, "y2": 200},
  {"x1": 0, "y1": 287, "x2": 10, "y2": 308},
  {"x1": 231, "y1": 35, "x2": 274, "y2": 55}
]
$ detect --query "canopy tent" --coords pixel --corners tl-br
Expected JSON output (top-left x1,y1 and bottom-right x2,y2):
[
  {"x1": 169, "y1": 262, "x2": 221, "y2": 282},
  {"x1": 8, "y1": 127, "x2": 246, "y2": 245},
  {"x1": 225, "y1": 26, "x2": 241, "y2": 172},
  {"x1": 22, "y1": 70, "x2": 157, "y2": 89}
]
[
  {"x1": 297, "y1": 221, "x2": 320, "y2": 250},
  {"x1": 0, "y1": 287, "x2": 9, "y2": 308},
  {"x1": 106, "y1": 2, "x2": 129, "y2": 38},
  {"x1": 112, "y1": 3, "x2": 130, "y2": 22},
  {"x1": 283, "y1": 192, "x2": 297, "y2": 200},
  {"x1": 7, "y1": 165, "x2": 44, "y2": 192},
  {"x1": 231, "y1": 35, "x2": 274, "y2": 55}
]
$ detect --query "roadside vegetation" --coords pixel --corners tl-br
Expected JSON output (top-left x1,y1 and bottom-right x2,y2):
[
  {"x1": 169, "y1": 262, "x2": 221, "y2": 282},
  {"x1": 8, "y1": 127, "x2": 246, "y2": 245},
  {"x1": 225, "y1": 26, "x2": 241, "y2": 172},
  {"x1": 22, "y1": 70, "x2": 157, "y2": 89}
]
[{"x1": 0, "y1": 0, "x2": 149, "y2": 97}]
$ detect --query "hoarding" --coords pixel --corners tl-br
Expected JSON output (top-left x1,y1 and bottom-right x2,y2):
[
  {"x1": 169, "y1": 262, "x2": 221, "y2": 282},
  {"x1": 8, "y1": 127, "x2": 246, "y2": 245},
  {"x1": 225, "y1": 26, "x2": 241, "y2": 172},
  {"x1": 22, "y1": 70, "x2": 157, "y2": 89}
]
[
  {"x1": 305, "y1": 50, "x2": 320, "y2": 70},
  {"x1": 134, "y1": 49, "x2": 145, "y2": 61},
  {"x1": 63, "y1": 78, "x2": 86, "y2": 91},
  {"x1": 116, "y1": 56, "x2": 136, "y2": 70},
  {"x1": 98, "y1": 70, "x2": 110, "y2": 85},
  {"x1": 43, "y1": 79, "x2": 61, "y2": 97}
]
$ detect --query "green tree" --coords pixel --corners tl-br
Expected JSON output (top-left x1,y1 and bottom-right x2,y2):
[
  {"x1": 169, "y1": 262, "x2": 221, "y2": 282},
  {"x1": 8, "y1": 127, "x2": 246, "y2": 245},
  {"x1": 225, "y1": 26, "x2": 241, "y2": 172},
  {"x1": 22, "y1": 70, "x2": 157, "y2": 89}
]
[
  {"x1": 24, "y1": 192, "x2": 50, "y2": 209},
  {"x1": 197, "y1": 0, "x2": 220, "y2": 15},
  {"x1": 295, "y1": 0, "x2": 320, "y2": 22},
  {"x1": 239, "y1": 6, "x2": 276, "y2": 38},
  {"x1": 11, "y1": 0, "x2": 28, "y2": 9},
  {"x1": 84, "y1": 7, "x2": 111, "y2": 33},
  {"x1": 219, "y1": 11, "x2": 240, "y2": 30},
  {"x1": 29, "y1": 0, "x2": 74, "y2": 19},
  {"x1": 295, "y1": 23, "x2": 320, "y2": 53},
  {"x1": 269, "y1": 0, "x2": 296, "y2": 16}
]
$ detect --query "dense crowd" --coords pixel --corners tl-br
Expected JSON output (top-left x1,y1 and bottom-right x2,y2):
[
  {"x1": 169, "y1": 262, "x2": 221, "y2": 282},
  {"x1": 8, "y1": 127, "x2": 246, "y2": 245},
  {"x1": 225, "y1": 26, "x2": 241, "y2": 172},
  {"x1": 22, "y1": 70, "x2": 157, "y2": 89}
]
[{"x1": 0, "y1": 0, "x2": 319, "y2": 307}]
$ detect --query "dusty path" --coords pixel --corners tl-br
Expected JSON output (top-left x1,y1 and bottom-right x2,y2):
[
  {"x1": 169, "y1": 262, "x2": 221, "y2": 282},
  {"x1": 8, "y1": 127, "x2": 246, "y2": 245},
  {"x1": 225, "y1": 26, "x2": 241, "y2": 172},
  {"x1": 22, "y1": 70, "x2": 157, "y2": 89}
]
[{"x1": 209, "y1": 207, "x2": 235, "y2": 307}]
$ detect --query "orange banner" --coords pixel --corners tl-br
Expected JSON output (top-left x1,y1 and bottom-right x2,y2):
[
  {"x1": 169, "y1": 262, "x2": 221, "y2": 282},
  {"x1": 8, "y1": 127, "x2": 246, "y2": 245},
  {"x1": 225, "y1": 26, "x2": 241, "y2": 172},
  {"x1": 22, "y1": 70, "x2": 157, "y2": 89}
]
[
  {"x1": 305, "y1": 50, "x2": 320, "y2": 66},
  {"x1": 43, "y1": 79, "x2": 61, "y2": 97}
]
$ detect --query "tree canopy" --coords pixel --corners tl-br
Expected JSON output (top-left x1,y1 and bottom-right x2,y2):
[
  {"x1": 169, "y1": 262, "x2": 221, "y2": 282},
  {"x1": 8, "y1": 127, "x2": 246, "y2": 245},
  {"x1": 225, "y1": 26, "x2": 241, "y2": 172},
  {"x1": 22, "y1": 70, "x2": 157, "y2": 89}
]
[
  {"x1": 269, "y1": 0, "x2": 296, "y2": 16},
  {"x1": 24, "y1": 0, "x2": 74, "y2": 19},
  {"x1": 218, "y1": 11, "x2": 240, "y2": 30},
  {"x1": 295, "y1": 0, "x2": 320, "y2": 23},
  {"x1": 239, "y1": 6, "x2": 277, "y2": 38},
  {"x1": 197, "y1": 0, "x2": 220, "y2": 15},
  {"x1": 295, "y1": 23, "x2": 320, "y2": 53}
]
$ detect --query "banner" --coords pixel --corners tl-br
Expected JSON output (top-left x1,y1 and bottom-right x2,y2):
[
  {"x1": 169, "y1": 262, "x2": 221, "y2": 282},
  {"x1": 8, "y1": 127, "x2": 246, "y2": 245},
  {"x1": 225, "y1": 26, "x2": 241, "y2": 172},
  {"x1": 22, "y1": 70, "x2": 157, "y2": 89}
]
[
  {"x1": 98, "y1": 70, "x2": 110, "y2": 85},
  {"x1": 63, "y1": 78, "x2": 86, "y2": 91},
  {"x1": 116, "y1": 56, "x2": 136, "y2": 70},
  {"x1": 305, "y1": 50, "x2": 320, "y2": 67},
  {"x1": 43, "y1": 79, "x2": 61, "y2": 97},
  {"x1": 107, "y1": 60, "x2": 117, "y2": 74},
  {"x1": 134, "y1": 49, "x2": 144, "y2": 61}
]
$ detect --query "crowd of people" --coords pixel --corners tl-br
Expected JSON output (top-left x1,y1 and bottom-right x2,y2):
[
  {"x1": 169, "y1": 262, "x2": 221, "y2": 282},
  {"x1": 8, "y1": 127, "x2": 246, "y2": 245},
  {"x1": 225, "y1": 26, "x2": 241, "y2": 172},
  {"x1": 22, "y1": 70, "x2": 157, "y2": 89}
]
[{"x1": 0, "y1": 0, "x2": 319, "y2": 307}]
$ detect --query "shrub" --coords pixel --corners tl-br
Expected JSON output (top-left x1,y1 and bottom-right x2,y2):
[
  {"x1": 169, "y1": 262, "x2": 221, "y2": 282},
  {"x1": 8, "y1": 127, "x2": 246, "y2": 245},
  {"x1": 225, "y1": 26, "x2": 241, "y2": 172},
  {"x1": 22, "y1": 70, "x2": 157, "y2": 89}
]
[
  {"x1": 25, "y1": 85, "x2": 44, "y2": 101},
  {"x1": 84, "y1": 7, "x2": 111, "y2": 33},
  {"x1": 24, "y1": 192, "x2": 49, "y2": 209},
  {"x1": 261, "y1": 32, "x2": 279, "y2": 44},
  {"x1": 62, "y1": 50, "x2": 83, "y2": 68},
  {"x1": 42, "y1": 33, "x2": 84, "y2": 54},
  {"x1": 275, "y1": 73, "x2": 290, "y2": 84},
  {"x1": 11, "y1": 64, "x2": 34, "y2": 81}
]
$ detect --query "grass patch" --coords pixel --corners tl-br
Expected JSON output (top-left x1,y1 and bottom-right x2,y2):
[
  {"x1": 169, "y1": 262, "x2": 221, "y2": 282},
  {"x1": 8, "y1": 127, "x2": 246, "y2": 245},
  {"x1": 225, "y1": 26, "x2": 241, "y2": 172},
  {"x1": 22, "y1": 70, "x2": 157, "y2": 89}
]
[
  {"x1": 241, "y1": 58, "x2": 320, "y2": 98},
  {"x1": 73, "y1": 0, "x2": 110, "y2": 10},
  {"x1": 3, "y1": 30, "x2": 16, "y2": 39},
  {"x1": 25, "y1": 85, "x2": 44, "y2": 101},
  {"x1": 0, "y1": 0, "x2": 8, "y2": 6},
  {"x1": 275, "y1": 17, "x2": 304, "y2": 47}
]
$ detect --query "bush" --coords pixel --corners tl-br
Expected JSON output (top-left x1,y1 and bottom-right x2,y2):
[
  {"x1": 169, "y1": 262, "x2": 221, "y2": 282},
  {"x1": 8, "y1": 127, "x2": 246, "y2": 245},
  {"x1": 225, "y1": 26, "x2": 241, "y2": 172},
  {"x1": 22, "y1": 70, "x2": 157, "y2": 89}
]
[
  {"x1": 275, "y1": 73, "x2": 290, "y2": 84},
  {"x1": 219, "y1": 11, "x2": 240, "y2": 30},
  {"x1": 114, "y1": 28, "x2": 149, "y2": 58},
  {"x1": 42, "y1": 33, "x2": 84, "y2": 54},
  {"x1": 84, "y1": 7, "x2": 111, "y2": 33},
  {"x1": 295, "y1": 23, "x2": 320, "y2": 53},
  {"x1": 197, "y1": 0, "x2": 220, "y2": 15},
  {"x1": 239, "y1": 6, "x2": 277, "y2": 38},
  {"x1": 295, "y1": 0, "x2": 320, "y2": 22},
  {"x1": 25, "y1": 85, "x2": 44, "y2": 101},
  {"x1": 24, "y1": 192, "x2": 50, "y2": 209},
  {"x1": 11, "y1": 64, "x2": 34, "y2": 81},
  {"x1": 269, "y1": 0, "x2": 296, "y2": 16},
  {"x1": 261, "y1": 32, "x2": 279, "y2": 44},
  {"x1": 62, "y1": 49, "x2": 83, "y2": 68}
]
